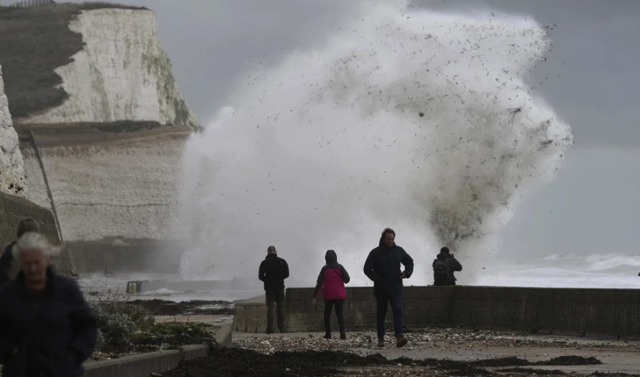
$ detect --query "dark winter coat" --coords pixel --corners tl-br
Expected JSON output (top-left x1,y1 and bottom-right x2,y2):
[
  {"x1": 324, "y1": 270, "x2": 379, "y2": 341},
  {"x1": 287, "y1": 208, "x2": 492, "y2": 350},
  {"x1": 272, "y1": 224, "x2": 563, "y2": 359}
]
[
  {"x1": 432, "y1": 251, "x2": 463, "y2": 286},
  {"x1": 259, "y1": 254, "x2": 290, "y2": 292},
  {"x1": 363, "y1": 244, "x2": 414, "y2": 297},
  {"x1": 0, "y1": 242, "x2": 16, "y2": 287},
  {"x1": 312, "y1": 250, "x2": 351, "y2": 301},
  {"x1": 0, "y1": 267, "x2": 98, "y2": 377}
]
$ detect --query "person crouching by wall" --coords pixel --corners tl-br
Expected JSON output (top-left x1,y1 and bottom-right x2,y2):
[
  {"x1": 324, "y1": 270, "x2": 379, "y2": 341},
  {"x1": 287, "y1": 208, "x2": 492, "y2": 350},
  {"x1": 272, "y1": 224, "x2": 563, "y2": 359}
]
[
  {"x1": 312, "y1": 250, "x2": 351, "y2": 339},
  {"x1": 0, "y1": 232, "x2": 98, "y2": 377}
]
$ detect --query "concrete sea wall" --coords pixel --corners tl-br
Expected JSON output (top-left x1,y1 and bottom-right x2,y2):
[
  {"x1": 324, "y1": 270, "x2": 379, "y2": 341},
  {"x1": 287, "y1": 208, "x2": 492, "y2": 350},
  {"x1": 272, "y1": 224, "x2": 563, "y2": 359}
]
[{"x1": 234, "y1": 286, "x2": 640, "y2": 340}]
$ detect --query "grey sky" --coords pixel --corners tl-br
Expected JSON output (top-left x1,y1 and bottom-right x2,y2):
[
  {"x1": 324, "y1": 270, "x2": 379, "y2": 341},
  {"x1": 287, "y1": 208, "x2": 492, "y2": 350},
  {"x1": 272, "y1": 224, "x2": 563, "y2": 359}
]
[
  {"x1": 63, "y1": 0, "x2": 640, "y2": 259},
  {"x1": 64, "y1": 0, "x2": 640, "y2": 149},
  {"x1": 65, "y1": 0, "x2": 640, "y2": 147},
  {"x1": 415, "y1": 0, "x2": 640, "y2": 148}
]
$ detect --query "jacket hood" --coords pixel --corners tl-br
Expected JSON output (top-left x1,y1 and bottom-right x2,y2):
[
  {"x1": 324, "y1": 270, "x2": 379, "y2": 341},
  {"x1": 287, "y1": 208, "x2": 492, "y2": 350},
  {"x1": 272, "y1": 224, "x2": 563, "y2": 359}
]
[
  {"x1": 437, "y1": 252, "x2": 450, "y2": 260},
  {"x1": 325, "y1": 249, "x2": 337, "y2": 264}
]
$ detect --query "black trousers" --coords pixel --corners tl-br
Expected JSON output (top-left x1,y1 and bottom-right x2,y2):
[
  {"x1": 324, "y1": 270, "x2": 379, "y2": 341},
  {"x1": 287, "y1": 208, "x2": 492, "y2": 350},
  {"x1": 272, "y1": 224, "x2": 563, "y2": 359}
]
[
  {"x1": 324, "y1": 299, "x2": 345, "y2": 334},
  {"x1": 376, "y1": 292, "x2": 403, "y2": 338},
  {"x1": 265, "y1": 290, "x2": 285, "y2": 333}
]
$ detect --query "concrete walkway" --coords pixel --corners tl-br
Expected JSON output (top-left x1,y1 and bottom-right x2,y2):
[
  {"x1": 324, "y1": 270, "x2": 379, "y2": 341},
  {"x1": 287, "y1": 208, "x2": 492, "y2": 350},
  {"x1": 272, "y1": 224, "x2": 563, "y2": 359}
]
[
  {"x1": 163, "y1": 315, "x2": 640, "y2": 374},
  {"x1": 233, "y1": 331, "x2": 640, "y2": 374}
]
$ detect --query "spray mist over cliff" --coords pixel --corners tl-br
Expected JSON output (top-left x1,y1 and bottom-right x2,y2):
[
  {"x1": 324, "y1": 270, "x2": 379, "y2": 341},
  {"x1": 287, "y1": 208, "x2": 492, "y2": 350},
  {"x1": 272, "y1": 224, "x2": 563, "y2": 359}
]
[{"x1": 174, "y1": 2, "x2": 572, "y2": 286}]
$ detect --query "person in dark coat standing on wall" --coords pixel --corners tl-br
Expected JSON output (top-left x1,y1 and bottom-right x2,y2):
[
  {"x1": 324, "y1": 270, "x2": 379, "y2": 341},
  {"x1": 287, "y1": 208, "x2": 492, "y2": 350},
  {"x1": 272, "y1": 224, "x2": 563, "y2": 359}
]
[
  {"x1": 432, "y1": 247, "x2": 463, "y2": 286},
  {"x1": 312, "y1": 249, "x2": 351, "y2": 340},
  {"x1": 0, "y1": 232, "x2": 98, "y2": 377},
  {"x1": 363, "y1": 228, "x2": 414, "y2": 348},
  {"x1": 258, "y1": 245, "x2": 290, "y2": 334},
  {"x1": 0, "y1": 217, "x2": 41, "y2": 287}
]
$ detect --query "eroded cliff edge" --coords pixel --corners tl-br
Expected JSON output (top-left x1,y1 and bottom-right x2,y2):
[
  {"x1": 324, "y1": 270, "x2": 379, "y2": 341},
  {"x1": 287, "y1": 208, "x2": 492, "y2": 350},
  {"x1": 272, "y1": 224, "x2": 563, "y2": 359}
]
[
  {"x1": 0, "y1": 3, "x2": 199, "y2": 129},
  {"x1": 0, "y1": 65, "x2": 27, "y2": 197},
  {"x1": 0, "y1": 3, "x2": 198, "y2": 248}
]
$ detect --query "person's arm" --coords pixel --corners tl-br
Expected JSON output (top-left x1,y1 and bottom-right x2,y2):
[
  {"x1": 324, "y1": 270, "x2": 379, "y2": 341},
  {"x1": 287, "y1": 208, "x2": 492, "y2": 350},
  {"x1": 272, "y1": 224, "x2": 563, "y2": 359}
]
[
  {"x1": 312, "y1": 268, "x2": 325, "y2": 299},
  {"x1": 282, "y1": 260, "x2": 290, "y2": 280},
  {"x1": 363, "y1": 250, "x2": 382, "y2": 282},
  {"x1": 67, "y1": 281, "x2": 98, "y2": 363},
  {"x1": 340, "y1": 265, "x2": 351, "y2": 284},
  {"x1": 400, "y1": 248, "x2": 414, "y2": 278},
  {"x1": 258, "y1": 261, "x2": 266, "y2": 282},
  {"x1": 449, "y1": 257, "x2": 463, "y2": 272}
]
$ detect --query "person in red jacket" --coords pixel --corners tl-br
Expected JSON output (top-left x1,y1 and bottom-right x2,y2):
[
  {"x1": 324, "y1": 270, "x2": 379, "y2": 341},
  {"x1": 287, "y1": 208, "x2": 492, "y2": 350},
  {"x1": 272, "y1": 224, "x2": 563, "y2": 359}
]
[{"x1": 312, "y1": 250, "x2": 351, "y2": 339}]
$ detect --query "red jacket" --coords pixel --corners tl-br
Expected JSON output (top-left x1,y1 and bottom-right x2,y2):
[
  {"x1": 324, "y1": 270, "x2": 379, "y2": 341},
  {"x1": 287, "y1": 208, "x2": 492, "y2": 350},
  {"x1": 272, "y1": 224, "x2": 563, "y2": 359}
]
[{"x1": 313, "y1": 250, "x2": 351, "y2": 300}]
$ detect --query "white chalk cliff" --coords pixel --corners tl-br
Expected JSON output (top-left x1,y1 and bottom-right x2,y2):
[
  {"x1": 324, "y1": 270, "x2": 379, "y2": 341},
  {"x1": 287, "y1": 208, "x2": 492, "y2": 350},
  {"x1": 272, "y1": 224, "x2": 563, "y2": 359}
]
[
  {"x1": 19, "y1": 8, "x2": 199, "y2": 130},
  {"x1": 15, "y1": 7, "x2": 198, "y2": 242},
  {"x1": 0, "y1": 66, "x2": 27, "y2": 198},
  {"x1": 21, "y1": 128, "x2": 189, "y2": 241}
]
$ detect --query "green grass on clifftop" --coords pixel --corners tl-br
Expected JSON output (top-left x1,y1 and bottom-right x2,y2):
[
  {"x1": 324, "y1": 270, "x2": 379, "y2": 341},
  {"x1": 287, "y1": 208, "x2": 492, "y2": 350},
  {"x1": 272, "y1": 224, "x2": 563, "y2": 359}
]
[{"x1": 0, "y1": 3, "x2": 149, "y2": 119}]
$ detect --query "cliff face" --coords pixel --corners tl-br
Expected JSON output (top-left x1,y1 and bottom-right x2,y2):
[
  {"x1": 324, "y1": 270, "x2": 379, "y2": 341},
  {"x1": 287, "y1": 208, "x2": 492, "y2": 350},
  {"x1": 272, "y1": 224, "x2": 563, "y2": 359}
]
[
  {"x1": 17, "y1": 8, "x2": 199, "y2": 129},
  {"x1": 0, "y1": 66, "x2": 27, "y2": 198},
  {"x1": 20, "y1": 123, "x2": 189, "y2": 241},
  {"x1": 0, "y1": 4, "x2": 198, "y2": 243}
]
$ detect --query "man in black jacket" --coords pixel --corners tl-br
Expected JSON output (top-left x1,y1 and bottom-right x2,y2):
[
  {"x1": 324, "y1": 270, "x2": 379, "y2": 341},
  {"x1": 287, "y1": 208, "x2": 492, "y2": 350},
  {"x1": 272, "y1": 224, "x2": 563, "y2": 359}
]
[
  {"x1": 363, "y1": 228, "x2": 414, "y2": 348},
  {"x1": 0, "y1": 217, "x2": 41, "y2": 287},
  {"x1": 0, "y1": 232, "x2": 97, "y2": 377},
  {"x1": 258, "y1": 245, "x2": 290, "y2": 333},
  {"x1": 432, "y1": 247, "x2": 463, "y2": 286}
]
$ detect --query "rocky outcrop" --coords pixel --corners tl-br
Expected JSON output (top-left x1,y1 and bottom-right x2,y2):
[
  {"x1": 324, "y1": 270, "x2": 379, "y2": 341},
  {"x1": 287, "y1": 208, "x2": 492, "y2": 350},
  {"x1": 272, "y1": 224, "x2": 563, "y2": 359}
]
[
  {"x1": 0, "y1": 66, "x2": 27, "y2": 198},
  {"x1": 0, "y1": 3, "x2": 198, "y2": 243},
  {"x1": 6, "y1": 7, "x2": 199, "y2": 129},
  {"x1": 21, "y1": 9, "x2": 198, "y2": 128}
]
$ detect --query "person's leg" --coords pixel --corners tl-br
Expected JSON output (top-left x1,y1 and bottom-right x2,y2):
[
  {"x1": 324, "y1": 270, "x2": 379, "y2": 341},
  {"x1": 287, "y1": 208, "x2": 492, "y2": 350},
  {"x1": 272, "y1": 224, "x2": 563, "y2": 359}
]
[
  {"x1": 265, "y1": 291, "x2": 275, "y2": 334},
  {"x1": 389, "y1": 293, "x2": 407, "y2": 347},
  {"x1": 335, "y1": 299, "x2": 346, "y2": 339},
  {"x1": 324, "y1": 299, "x2": 334, "y2": 339},
  {"x1": 376, "y1": 293, "x2": 388, "y2": 346},
  {"x1": 275, "y1": 290, "x2": 286, "y2": 332}
]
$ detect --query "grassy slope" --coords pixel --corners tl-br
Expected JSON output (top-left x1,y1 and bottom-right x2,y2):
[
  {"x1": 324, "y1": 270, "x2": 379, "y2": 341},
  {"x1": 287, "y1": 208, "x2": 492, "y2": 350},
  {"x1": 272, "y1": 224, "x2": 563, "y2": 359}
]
[{"x1": 0, "y1": 3, "x2": 148, "y2": 119}]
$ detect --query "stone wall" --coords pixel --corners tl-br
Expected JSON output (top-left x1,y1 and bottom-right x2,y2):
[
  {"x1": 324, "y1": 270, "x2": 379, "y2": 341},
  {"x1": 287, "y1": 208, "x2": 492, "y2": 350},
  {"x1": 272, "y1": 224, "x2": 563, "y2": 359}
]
[
  {"x1": 232, "y1": 296, "x2": 269, "y2": 334},
  {"x1": 280, "y1": 286, "x2": 640, "y2": 339}
]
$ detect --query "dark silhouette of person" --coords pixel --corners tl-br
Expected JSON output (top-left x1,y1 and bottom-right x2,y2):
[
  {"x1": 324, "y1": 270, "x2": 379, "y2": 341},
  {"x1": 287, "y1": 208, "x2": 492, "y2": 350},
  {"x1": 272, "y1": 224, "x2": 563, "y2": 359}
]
[
  {"x1": 363, "y1": 228, "x2": 414, "y2": 348},
  {"x1": 258, "y1": 245, "x2": 289, "y2": 333},
  {"x1": 432, "y1": 246, "x2": 463, "y2": 286}
]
